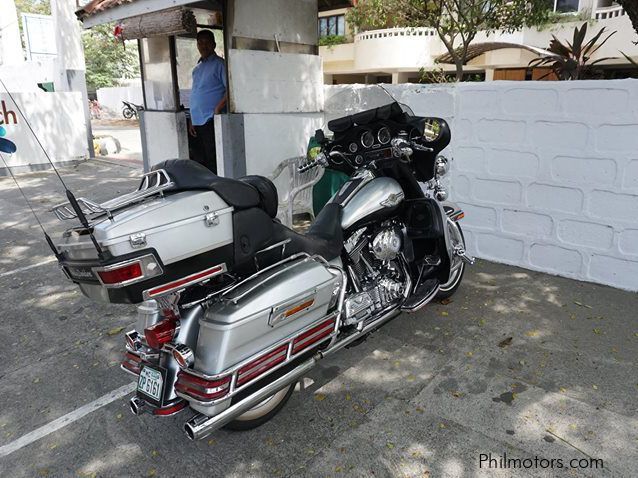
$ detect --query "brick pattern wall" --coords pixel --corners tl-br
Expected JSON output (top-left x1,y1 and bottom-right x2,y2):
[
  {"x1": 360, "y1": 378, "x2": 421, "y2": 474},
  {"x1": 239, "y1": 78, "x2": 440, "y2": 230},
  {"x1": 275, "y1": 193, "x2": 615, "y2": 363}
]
[{"x1": 325, "y1": 81, "x2": 638, "y2": 291}]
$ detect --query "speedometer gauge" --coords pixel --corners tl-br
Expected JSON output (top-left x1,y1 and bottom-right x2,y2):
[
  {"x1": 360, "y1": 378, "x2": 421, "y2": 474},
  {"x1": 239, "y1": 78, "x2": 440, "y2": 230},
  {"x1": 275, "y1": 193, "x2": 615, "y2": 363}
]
[
  {"x1": 361, "y1": 131, "x2": 374, "y2": 148},
  {"x1": 377, "y1": 127, "x2": 391, "y2": 145},
  {"x1": 348, "y1": 142, "x2": 358, "y2": 153}
]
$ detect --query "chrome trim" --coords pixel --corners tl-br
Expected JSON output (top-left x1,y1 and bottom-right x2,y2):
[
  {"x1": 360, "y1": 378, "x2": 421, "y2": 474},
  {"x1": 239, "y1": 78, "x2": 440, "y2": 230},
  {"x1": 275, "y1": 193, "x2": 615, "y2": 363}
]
[
  {"x1": 377, "y1": 126, "x2": 391, "y2": 145},
  {"x1": 130, "y1": 397, "x2": 146, "y2": 416},
  {"x1": 51, "y1": 169, "x2": 175, "y2": 222},
  {"x1": 92, "y1": 254, "x2": 162, "y2": 289},
  {"x1": 221, "y1": 253, "x2": 311, "y2": 300},
  {"x1": 269, "y1": 292, "x2": 316, "y2": 327},
  {"x1": 184, "y1": 357, "x2": 318, "y2": 440},
  {"x1": 238, "y1": 347, "x2": 287, "y2": 380},
  {"x1": 142, "y1": 263, "x2": 227, "y2": 300}
]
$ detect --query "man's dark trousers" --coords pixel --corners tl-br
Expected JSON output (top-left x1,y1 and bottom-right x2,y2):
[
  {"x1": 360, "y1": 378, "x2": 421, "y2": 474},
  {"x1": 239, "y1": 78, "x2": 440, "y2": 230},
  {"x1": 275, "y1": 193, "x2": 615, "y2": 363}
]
[{"x1": 194, "y1": 118, "x2": 217, "y2": 174}]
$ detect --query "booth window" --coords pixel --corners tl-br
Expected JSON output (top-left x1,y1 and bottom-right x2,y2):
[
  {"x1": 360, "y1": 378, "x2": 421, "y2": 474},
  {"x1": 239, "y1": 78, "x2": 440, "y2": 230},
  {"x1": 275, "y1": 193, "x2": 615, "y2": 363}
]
[{"x1": 139, "y1": 37, "x2": 178, "y2": 111}]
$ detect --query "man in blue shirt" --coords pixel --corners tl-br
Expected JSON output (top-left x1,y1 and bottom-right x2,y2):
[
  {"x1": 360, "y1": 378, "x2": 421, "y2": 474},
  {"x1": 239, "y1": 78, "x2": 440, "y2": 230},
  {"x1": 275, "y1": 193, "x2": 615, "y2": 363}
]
[{"x1": 189, "y1": 29, "x2": 227, "y2": 174}]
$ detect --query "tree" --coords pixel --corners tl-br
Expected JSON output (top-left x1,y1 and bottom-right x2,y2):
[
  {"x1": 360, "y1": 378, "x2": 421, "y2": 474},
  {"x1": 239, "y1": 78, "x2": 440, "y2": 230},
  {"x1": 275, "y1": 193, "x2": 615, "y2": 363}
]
[
  {"x1": 617, "y1": 1, "x2": 638, "y2": 40},
  {"x1": 346, "y1": 0, "x2": 421, "y2": 32},
  {"x1": 82, "y1": 24, "x2": 140, "y2": 90},
  {"x1": 403, "y1": 0, "x2": 550, "y2": 81},
  {"x1": 528, "y1": 23, "x2": 617, "y2": 80}
]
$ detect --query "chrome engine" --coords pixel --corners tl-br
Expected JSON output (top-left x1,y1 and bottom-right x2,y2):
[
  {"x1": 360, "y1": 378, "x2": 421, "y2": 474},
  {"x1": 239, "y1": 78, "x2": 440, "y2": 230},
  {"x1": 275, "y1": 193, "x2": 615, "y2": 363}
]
[{"x1": 343, "y1": 226, "x2": 408, "y2": 326}]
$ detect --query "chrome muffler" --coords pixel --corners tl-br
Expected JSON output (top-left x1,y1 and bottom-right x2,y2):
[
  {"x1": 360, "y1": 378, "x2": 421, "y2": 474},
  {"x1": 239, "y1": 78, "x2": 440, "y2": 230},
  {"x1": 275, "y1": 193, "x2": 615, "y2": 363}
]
[
  {"x1": 130, "y1": 397, "x2": 146, "y2": 416},
  {"x1": 184, "y1": 357, "x2": 318, "y2": 441}
]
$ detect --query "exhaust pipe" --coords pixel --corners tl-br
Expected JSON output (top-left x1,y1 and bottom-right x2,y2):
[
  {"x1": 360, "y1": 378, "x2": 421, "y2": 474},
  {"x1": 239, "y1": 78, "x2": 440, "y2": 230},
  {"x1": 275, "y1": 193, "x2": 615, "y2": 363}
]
[
  {"x1": 130, "y1": 397, "x2": 146, "y2": 416},
  {"x1": 184, "y1": 357, "x2": 318, "y2": 441}
]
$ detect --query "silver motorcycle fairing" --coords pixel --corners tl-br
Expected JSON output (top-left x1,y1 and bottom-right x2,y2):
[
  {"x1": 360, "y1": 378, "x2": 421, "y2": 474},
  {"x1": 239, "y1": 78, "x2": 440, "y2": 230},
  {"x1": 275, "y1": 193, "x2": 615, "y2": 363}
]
[{"x1": 339, "y1": 176, "x2": 404, "y2": 230}]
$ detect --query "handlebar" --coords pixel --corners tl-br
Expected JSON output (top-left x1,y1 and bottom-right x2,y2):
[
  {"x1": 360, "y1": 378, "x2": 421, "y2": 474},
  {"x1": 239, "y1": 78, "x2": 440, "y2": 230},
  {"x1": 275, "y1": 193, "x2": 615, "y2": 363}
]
[
  {"x1": 298, "y1": 152, "x2": 329, "y2": 173},
  {"x1": 298, "y1": 137, "x2": 434, "y2": 172}
]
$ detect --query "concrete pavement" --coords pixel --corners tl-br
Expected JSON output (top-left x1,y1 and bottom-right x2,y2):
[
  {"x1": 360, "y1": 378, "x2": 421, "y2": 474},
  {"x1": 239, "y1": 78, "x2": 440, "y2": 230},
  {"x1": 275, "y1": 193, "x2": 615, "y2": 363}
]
[{"x1": 0, "y1": 160, "x2": 636, "y2": 477}]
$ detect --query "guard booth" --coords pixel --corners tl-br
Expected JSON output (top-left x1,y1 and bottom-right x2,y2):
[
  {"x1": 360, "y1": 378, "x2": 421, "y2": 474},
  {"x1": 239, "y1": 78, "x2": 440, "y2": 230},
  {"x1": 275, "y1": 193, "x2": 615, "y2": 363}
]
[{"x1": 76, "y1": 0, "x2": 327, "y2": 179}]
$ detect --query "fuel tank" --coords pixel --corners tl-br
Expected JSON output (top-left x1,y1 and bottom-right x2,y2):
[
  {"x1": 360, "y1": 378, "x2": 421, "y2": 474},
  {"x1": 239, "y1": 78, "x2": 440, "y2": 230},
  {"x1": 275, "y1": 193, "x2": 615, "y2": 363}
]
[{"x1": 336, "y1": 176, "x2": 404, "y2": 230}]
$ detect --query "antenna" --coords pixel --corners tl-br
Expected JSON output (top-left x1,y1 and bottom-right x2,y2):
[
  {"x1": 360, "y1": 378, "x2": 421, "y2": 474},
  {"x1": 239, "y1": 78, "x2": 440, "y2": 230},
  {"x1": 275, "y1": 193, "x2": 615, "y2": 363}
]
[
  {"x1": 0, "y1": 152, "x2": 63, "y2": 261},
  {"x1": 0, "y1": 79, "x2": 105, "y2": 259}
]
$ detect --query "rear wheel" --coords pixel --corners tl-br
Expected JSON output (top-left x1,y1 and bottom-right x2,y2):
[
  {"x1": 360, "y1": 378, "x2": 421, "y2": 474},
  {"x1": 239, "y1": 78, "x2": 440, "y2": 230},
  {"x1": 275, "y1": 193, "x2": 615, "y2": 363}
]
[
  {"x1": 223, "y1": 382, "x2": 296, "y2": 431},
  {"x1": 436, "y1": 221, "x2": 466, "y2": 300},
  {"x1": 122, "y1": 107, "x2": 135, "y2": 120}
]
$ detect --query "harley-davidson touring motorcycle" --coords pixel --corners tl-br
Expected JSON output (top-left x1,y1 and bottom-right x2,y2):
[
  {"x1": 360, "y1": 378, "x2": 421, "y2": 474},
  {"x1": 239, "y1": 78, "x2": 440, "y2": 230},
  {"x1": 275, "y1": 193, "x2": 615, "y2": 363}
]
[{"x1": 51, "y1": 101, "x2": 473, "y2": 440}]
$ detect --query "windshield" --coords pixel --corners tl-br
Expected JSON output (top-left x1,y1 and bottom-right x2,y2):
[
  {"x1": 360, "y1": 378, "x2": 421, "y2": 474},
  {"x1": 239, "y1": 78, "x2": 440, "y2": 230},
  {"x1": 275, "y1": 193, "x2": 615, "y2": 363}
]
[{"x1": 322, "y1": 84, "x2": 414, "y2": 136}]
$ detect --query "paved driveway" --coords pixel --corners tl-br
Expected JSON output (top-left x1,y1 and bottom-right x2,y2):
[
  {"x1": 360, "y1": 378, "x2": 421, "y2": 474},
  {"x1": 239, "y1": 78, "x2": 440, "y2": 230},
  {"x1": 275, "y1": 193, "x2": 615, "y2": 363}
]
[{"x1": 0, "y1": 161, "x2": 636, "y2": 477}]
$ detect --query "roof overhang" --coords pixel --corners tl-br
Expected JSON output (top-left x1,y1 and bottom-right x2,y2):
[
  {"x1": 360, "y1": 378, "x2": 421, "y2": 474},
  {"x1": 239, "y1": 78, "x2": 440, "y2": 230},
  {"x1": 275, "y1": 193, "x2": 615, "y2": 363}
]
[
  {"x1": 436, "y1": 42, "x2": 553, "y2": 64},
  {"x1": 77, "y1": 0, "x2": 220, "y2": 27}
]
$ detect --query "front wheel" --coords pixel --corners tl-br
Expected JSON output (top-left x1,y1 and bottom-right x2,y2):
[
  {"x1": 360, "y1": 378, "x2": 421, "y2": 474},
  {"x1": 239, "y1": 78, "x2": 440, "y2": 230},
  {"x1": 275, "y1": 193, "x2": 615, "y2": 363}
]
[
  {"x1": 437, "y1": 221, "x2": 466, "y2": 300},
  {"x1": 223, "y1": 382, "x2": 295, "y2": 431},
  {"x1": 122, "y1": 107, "x2": 135, "y2": 120}
]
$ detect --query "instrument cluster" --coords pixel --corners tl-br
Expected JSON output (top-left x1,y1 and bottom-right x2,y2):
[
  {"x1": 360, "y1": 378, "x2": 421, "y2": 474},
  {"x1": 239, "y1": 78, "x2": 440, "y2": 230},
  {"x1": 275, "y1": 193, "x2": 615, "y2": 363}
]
[{"x1": 328, "y1": 122, "x2": 416, "y2": 170}]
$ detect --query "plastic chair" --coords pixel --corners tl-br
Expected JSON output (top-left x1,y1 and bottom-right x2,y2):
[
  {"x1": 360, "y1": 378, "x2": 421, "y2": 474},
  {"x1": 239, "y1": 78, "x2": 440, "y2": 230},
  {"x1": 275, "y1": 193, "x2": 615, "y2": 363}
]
[{"x1": 268, "y1": 156, "x2": 325, "y2": 227}]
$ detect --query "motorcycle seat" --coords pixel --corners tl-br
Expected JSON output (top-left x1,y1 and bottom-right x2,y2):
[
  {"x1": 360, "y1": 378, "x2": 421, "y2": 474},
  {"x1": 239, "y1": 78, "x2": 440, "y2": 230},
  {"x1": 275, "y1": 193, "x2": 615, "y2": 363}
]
[
  {"x1": 153, "y1": 160, "x2": 276, "y2": 215},
  {"x1": 272, "y1": 203, "x2": 343, "y2": 261}
]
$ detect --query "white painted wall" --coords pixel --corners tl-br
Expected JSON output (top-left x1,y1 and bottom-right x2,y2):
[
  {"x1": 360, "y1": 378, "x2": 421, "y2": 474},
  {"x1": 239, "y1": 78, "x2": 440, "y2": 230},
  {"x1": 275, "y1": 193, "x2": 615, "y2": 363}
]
[
  {"x1": 228, "y1": 50, "x2": 323, "y2": 114},
  {"x1": 140, "y1": 110, "x2": 189, "y2": 170},
  {"x1": 230, "y1": 0, "x2": 318, "y2": 46},
  {"x1": 242, "y1": 112, "x2": 323, "y2": 187},
  {"x1": 325, "y1": 80, "x2": 638, "y2": 292},
  {"x1": 0, "y1": 92, "x2": 89, "y2": 168},
  {"x1": 96, "y1": 86, "x2": 144, "y2": 117},
  {"x1": 0, "y1": 0, "x2": 24, "y2": 66}
]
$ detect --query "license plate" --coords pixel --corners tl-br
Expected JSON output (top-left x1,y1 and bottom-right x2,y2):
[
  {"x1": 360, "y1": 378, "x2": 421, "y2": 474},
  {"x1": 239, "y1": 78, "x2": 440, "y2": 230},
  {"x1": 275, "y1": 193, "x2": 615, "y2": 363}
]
[{"x1": 137, "y1": 366, "x2": 164, "y2": 402}]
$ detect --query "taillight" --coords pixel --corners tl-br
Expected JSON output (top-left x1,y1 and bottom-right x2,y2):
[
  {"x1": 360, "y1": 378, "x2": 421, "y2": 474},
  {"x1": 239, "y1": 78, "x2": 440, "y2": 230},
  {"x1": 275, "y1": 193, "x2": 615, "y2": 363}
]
[
  {"x1": 121, "y1": 352, "x2": 142, "y2": 375},
  {"x1": 175, "y1": 372, "x2": 231, "y2": 401},
  {"x1": 93, "y1": 254, "x2": 162, "y2": 288},
  {"x1": 97, "y1": 262, "x2": 142, "y2": 284},
  {"x1": 144, "y1": 318, "x2": 178, "y2": 349}
]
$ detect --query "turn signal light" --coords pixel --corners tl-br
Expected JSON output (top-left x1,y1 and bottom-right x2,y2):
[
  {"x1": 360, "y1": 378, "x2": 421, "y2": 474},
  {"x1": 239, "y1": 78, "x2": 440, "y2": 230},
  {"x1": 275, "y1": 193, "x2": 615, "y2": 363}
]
[
  {"x1": 97, "y1": 262, "x2": 143, "y2": 285},
  {"x1": 144, "y1": 318, "x2": 178, "y2": 350}
]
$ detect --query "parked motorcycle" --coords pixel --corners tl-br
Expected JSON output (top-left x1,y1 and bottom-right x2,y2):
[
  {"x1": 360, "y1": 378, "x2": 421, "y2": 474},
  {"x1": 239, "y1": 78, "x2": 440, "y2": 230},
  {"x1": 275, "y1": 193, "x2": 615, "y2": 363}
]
[
  {"x1": 51, "y1": 100, "x2": 473, "y2": 440},
  {"x1": 122, "y1": 100, "x2": 143, "y2": 120}
]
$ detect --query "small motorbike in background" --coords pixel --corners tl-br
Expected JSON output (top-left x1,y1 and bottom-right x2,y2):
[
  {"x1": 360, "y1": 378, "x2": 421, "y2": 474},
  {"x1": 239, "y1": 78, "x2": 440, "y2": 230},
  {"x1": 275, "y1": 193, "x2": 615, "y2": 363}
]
[
  {"x1": 122, "y1": 101, "x2": 143, "y2": 120},
  {"x1": 50, "y1": 100, "x2": 473, "y2": 441}
]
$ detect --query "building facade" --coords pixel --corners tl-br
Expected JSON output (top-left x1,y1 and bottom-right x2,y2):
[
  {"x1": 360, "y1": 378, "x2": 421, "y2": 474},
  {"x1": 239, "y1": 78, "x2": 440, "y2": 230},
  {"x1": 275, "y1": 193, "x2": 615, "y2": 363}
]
[{"x1": 319, "y1": 1, "x2": 638, "y2": 84}]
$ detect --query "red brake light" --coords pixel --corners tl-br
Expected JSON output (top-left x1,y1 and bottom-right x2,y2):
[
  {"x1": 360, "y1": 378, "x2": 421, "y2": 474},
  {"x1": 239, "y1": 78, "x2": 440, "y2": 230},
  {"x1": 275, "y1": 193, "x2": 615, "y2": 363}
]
[
  {"x1": 175, "y1": 372, "x2": 231, "y2": 401},
  {"x1": 144, "y1": 318, "x2": 178, "y2": 349},
  {"x1": 97, "y1": 262, "x2": 143, "y2": 285}
]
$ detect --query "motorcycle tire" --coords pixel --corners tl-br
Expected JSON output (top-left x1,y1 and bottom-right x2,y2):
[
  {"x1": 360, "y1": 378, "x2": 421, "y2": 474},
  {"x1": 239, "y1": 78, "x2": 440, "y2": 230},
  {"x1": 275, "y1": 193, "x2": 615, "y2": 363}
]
[
  {"x1": 123, "y1": 108, "x2": 135, "y2": 120},
  {"x1": 436, "y1": 222, "x2": 466, "y2": 300},
  {"x1": 223, "y1": 382, "x2": 296, "y2": 431}
]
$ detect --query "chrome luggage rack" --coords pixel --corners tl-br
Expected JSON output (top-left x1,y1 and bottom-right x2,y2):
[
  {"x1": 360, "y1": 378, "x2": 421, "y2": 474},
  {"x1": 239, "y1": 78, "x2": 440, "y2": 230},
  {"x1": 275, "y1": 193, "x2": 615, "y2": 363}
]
[{"x1": 51, "y1": 169, "x2": 174, "y2": 222}]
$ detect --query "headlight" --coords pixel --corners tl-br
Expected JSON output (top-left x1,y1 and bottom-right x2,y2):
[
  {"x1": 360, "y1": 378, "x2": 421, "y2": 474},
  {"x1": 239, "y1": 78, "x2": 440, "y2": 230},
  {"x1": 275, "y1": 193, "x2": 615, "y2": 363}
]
[{"x1": 435, "y1": 155, "x2": 449, "y2": 177}]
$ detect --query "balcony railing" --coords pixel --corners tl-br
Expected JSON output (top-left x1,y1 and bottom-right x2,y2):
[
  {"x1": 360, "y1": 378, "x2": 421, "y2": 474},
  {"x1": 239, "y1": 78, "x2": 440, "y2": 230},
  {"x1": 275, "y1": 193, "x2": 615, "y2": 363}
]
[
  {"x1": 595, "y1": 4, "x2": 626, "y2": 20},
  {"x1": 355, "y1": 27, "x2": 437, "y2": 42}
]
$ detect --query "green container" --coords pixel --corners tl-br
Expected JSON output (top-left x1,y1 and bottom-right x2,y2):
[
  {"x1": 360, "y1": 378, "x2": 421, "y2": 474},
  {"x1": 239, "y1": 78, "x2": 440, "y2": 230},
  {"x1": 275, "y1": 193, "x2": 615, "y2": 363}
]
[
  {"x1": 313, "y1": 168, "x2": 349, "y2": 215},
  {"x1": 306, "y1": 136, "x2": 349, "y2": 215}
]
